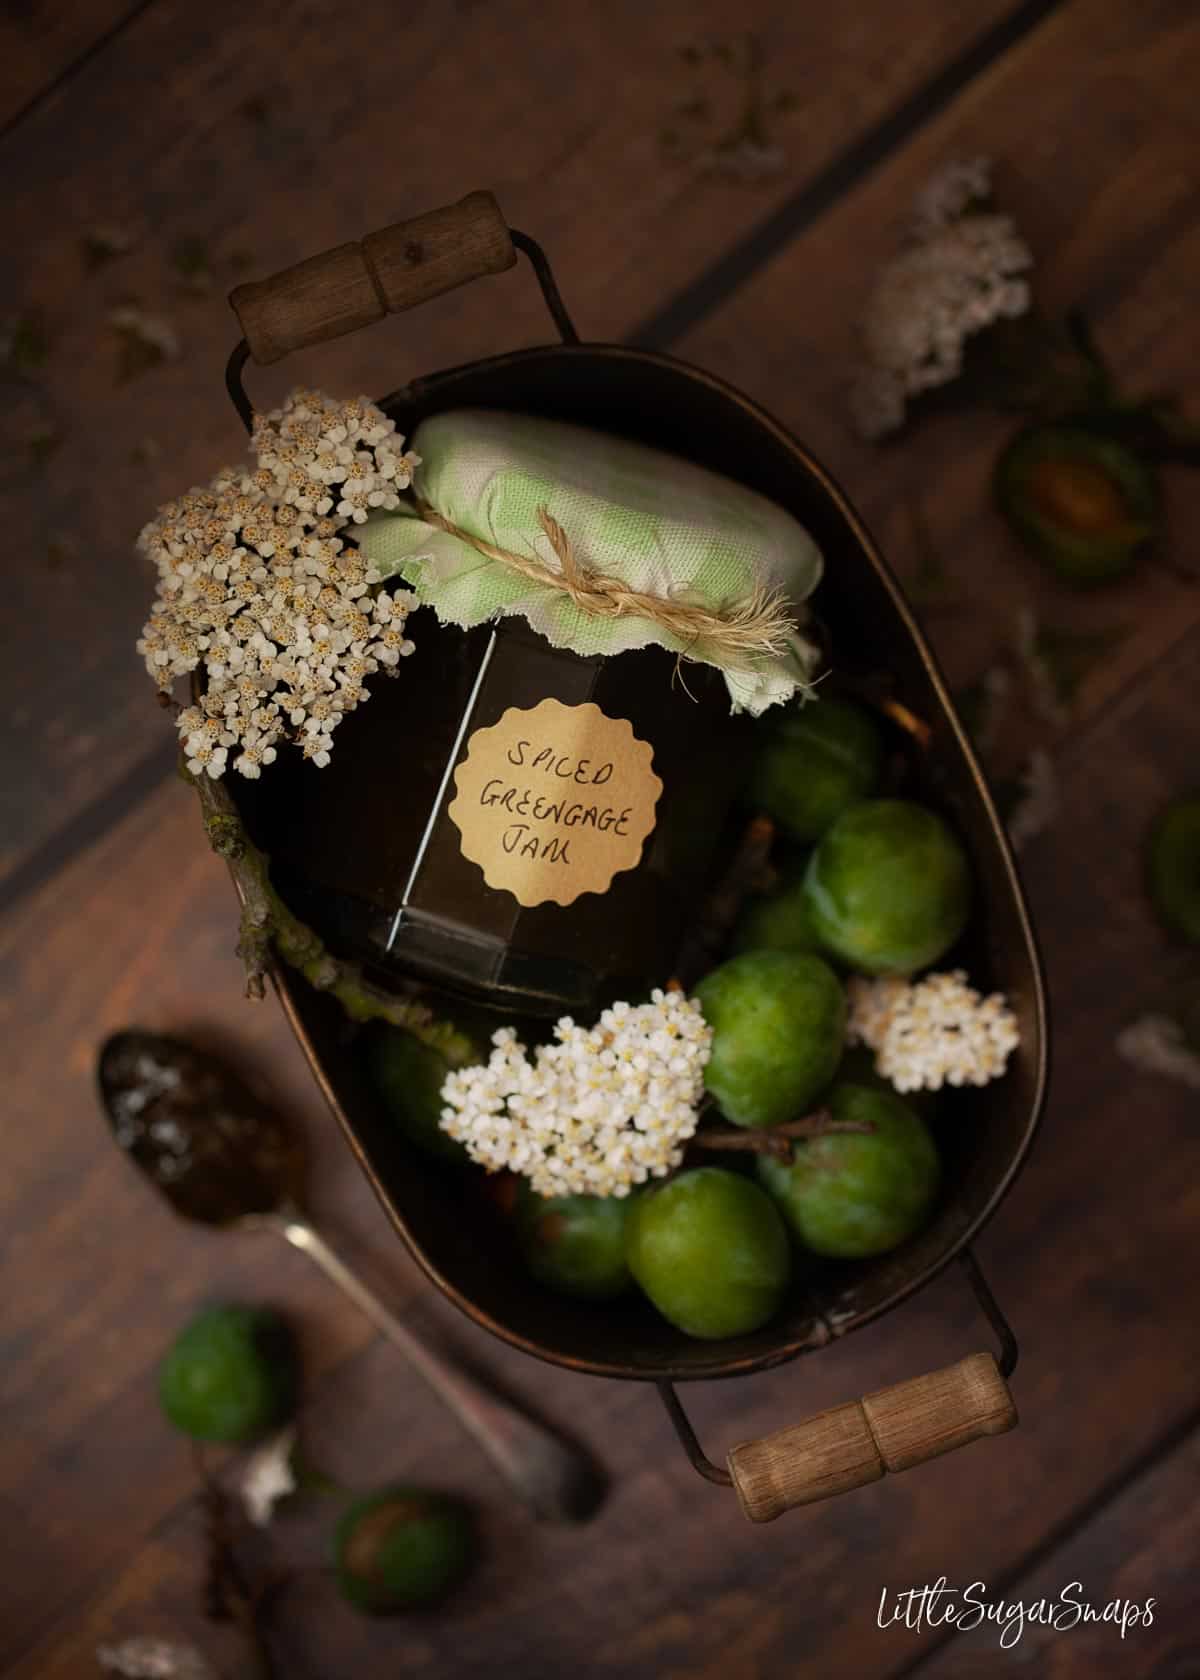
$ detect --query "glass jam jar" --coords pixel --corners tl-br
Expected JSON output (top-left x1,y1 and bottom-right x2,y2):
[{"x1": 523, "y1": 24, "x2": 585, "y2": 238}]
[{"x1": 240, "y1": 608, "x2": 750, "y2": 1016}]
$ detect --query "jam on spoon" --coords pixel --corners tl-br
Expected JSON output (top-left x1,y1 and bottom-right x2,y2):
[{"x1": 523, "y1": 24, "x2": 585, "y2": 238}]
[{"x1": 97, "y1": 1029, "x2": 604, "y2": 1523}]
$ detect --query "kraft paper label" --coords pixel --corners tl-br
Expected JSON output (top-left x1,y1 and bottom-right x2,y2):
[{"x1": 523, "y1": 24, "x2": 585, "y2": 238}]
[{"x1": 447, "y1": 698, "x2": 662, "y2": 908}]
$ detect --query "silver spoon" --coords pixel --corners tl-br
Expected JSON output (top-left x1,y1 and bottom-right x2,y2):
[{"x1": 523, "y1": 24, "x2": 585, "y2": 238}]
[{"x1": 97, "y1": 1028, "x2": 605, "y2": 1523}]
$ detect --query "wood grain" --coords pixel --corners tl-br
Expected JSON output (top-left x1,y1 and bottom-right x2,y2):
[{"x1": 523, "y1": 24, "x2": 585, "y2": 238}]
[
  {"x1": 0, "y1": 0, "x2": 1018, "y2": 888},
  {"x1": 5, "y1": 557, "x2": 1200, "y2": 1680},
  {"x1": 0, "y1": 0, "x2": 143, "y2": 131},
  {"x1": 911, "y1": 1426, "x2": 1200, "y2": 1675},
  {"x1": 230, "y1": 192, "x2": 517, "y2": 366},
  {"x1": 728, "y1": 1356, "x2": 1016, "y2": 1521},
  {"x1": 730, "y1": 1397, "x2": 886, "y2": 1520},
  {"x1": 6, "y1": 2, "x2": 1200, "y2": 1677},
  {"x1": 681, "y1": 0, "x2": 1200, "y2": 755}
]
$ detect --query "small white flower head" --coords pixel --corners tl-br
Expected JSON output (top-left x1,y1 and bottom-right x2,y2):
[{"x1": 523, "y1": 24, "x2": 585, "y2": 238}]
[
  {"x1": 1116, "y1": 1014, "x2": 1200, "y2": 1091},
  {"x1": 240, "y1": 1426, "x2": 298, "y2": 1526},
  {"x1": 846, "y1": 969, "x2": 1020, "y2": 1093},
  {"x1": 96, "y1": 1639, "x2": 216, "y2": 1679},
  {"x1": 135, "y1": 388, "x2": 420, "y2": 779},
  {"x1": 440, "y1": 989, "x2": 713, "y2": 1197},
  {"x1": 109, "y1": 306, "x2": 182, "y2": 365},
  {"x1": 966, "y1": 664, "x2": 1012, "y2": 758},
  {"x1": 843, "y1": 975, "x2": 910, "y2": 1053},
  {"x1": 1014, "y1": 605, "x2": 1068, "y2": 730},
  {"x1": 909, "y1": 155, "x2": 995, "y2": 239},
  {"x1": 850, "y1": 156, "x2": 1032, "y2": 440},
  {"x1": 1006, "y1": 747, "x2": 1059, "y2": 854}
]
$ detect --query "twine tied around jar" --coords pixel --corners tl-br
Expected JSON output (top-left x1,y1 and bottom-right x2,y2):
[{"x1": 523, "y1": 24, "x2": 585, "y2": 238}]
[{"x1": 412, "y1": 496, "x2": 799, "y2": 659}]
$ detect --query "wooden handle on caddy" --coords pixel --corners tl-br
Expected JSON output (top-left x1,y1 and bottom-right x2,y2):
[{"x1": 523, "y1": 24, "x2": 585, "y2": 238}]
[
  {"x1": 229, "y1": 190, "x2": 516, "y2": 365},
  {"x1": 728, "y1": 1352, "x2": 1017, "y2": 1523}
]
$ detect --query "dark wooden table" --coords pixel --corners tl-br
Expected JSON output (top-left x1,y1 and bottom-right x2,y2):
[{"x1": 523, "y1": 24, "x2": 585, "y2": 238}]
[{"x1": 4, "y1": 3, "x2": 1200, "y2": 1675}]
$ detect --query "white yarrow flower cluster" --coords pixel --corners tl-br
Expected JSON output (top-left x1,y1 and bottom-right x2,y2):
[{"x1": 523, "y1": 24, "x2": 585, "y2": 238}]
[
  {"x1": 440, "y1": 990, "x2": 713, "y2": 1198},
  {"x1": 909, "y1": 155, "x2": 994, "y2": 238},
  {"x1": 136, "y1": 389, "x2": 421, "y2": 779},
  {"x1": 846, "y1": 969, "x2": 1020, "y2": 1093},
  {"x1": 850, "y1": 157, "x2": 1033, "y2": 441}
]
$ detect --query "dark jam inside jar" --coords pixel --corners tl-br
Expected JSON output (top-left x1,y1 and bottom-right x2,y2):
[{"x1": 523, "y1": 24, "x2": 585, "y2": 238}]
[{"x1": 236, "y1": 609, "x2": 750, "y2": 1017}]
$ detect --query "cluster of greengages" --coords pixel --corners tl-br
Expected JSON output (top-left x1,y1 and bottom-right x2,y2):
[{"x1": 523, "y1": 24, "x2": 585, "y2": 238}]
[
  {"x1": 366, "y1": 691, "x2": 1018, "y2": 1345},
  {"x1": 157, "y1": 1303, "x2": 475, "y2": 1616}
]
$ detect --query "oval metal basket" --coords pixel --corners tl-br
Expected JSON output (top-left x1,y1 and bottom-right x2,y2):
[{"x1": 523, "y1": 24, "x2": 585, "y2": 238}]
[{"x1": 220, "y1": 194, "x2": 1048, "y2": 1519}]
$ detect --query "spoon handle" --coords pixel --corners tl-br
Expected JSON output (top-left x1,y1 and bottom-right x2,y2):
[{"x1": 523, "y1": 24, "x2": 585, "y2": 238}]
[{"x1": 268, "y1": 1212, "x2": 603, "y2": 1523}]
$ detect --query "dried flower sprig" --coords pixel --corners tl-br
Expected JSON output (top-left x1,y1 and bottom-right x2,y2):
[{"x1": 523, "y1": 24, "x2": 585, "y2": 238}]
[
  {"x1": 846, "y1": 969, "x2": 1020, "y2": 1092},
  {"x1": 956, "y1": 664, "x2": 1012, "y2": 757},
  {"x1": 240, "y1": 1426, "x2": 299, "y2": 1527},
  {"x1": 1116, "y1": 1014, "x2": 1200, "y2": 1091},
  {"x1": 440, "y1": 991, "x2": 712, "y2": 1197},
  {"x1": 850, "y1": 157, "x2": 1033, "y2": 441},
  {"x1": 137, "y1": 389, "x2": 421, "y2": 779},
  {"x1": 1005, "y1": 746, "x2": 1060, "y2": 854},
  {"x1": 662, "y1": 33, "x2": 793, "y2": 182},
  {"x1": 111, "y1": 306, "x2": 181, "y2": 381},
  {"x1": 96, "y1": 1639, "x2": 216, "y2": 1679},
  {"x1": 908, "y1": 155, "x2": 995, "y2": 240}
]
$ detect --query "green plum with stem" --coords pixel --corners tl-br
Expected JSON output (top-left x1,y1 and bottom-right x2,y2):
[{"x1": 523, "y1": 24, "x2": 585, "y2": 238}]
[{"x1": 757, "y1": 1082, "x2": 940, "y2": 1258}]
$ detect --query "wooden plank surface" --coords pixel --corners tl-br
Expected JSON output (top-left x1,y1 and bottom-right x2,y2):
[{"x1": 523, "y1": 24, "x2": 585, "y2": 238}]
[
  {"x1": 7, "y1": 624, "x2": 1200, "y2": 1677},
  {"x1": 912, "y1": 1427, "x2": 1200, "y2": 1675},
  {"x1": 0, "y1": 0, "x2": 1023, "y2": 890},
  {"x1": 681, "y1": 0, "x2": 1200, "y2": 750},
  {"x1": 6, "y1": 0, "x2": 1200, "y2": 1676},
  {"x1": 0, "y1": 0, "x2": 144, "y2": 130}
]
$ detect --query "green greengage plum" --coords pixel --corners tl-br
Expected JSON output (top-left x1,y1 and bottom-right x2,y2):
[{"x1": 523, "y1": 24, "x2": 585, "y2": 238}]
[
  {"x1": 158, "y1": 1304, "x2": 297, "y2": 1445},
  {"x1": 802, "y1": 799, "x2": 970, "y2": 974},
  {"x1": 732, "y1": 874, "x2": 822, "y2": 956},
  {"x1": 624, "y1": 1167, "x2": 791, "y2": 1340},
  {"x1": 366, "y1": 1025, "x2": 470, "y2": 1164},
  {"x1": 748, "y1": 695, "x2": 884, "y2": 841},
  {"x1": 695, "y1": 950, "x2": 845, "y2": 1129},
  {"x1": 835, "y1": 1043, "x2": 941, "y2": 1122},
  {"x1": 993, "y1": 424, "x2": 1158, "y2": 585},
  {"x1": 1145, "y1": 794, "x2": 1200, "y2": 944},
  {"x1": 757, "y1": 1082, "x2": 940, "y2": 1258},
  {"x1": 334, "y1": 1487, "x2": 475, "y2": 1614},
  {"x1": 515, "y1": 1184, "x2": 632, "y2": 1300}
]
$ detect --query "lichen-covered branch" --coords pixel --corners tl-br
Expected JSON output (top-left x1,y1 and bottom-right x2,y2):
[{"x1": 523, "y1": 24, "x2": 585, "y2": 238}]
[{"x1": 183, "y1": 763, "x2": 477, "y2": 1068}]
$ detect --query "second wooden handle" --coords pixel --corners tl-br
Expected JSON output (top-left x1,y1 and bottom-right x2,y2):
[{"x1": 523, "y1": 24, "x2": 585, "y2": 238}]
[
  {"x1": 728, "y1": 1352, "x2": 1017, "y2": 1523},
  {"x1": 229, "y1": 190, "x2": 516, "y2": 366}
]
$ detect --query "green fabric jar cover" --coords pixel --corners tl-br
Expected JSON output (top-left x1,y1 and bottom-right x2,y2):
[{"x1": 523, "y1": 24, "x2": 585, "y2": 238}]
[{"x1": 355, "y1": 409, "x2": 824, "y2": 716}]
